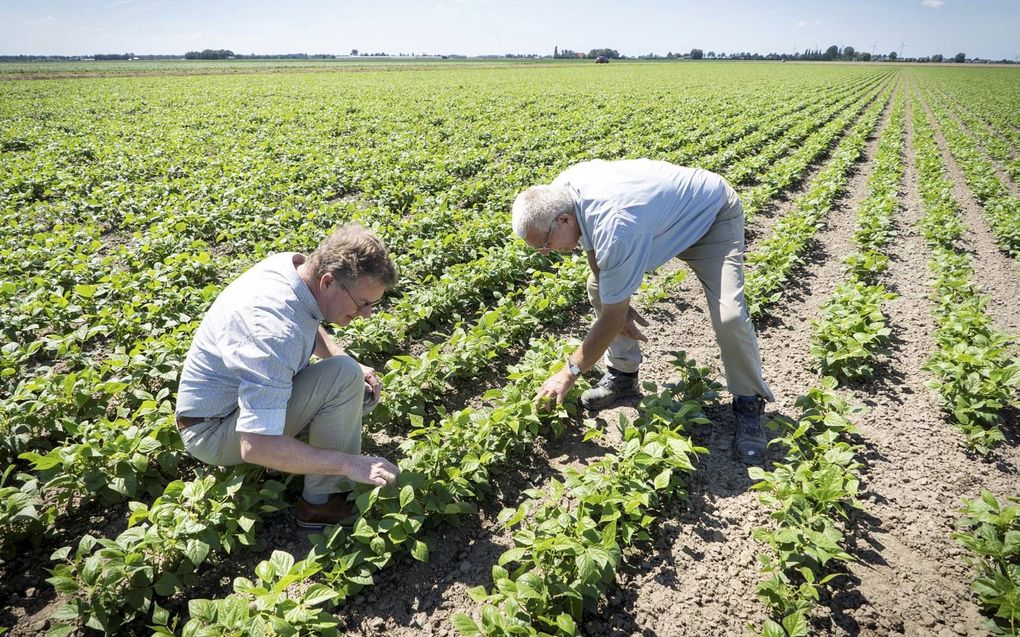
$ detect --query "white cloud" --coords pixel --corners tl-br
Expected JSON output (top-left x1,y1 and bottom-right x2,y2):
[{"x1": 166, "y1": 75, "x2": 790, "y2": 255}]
[
  {"x1": 796, "y1": 19, "x2": 822, "y2": 28},
  {"x1": 921, "y1": 0, "x2": 945, "y2": 7}
]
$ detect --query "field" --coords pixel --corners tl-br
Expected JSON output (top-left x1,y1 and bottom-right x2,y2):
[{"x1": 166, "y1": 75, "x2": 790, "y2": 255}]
[{"x1": 1, "y1": 61, "x2": 1018, "y2": 636}]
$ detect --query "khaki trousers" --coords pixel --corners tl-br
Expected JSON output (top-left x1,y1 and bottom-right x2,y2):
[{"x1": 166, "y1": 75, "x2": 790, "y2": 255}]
[
  {"x1": 179, "y1": 354, "x2": 365, "y2": 496},
  {"x1": 587, "y1": 188, "x2": 774, "y2": 400}
]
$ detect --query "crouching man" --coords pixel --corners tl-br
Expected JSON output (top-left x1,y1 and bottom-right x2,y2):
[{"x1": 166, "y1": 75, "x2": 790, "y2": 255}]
[
  {"x1": 175, "y1": 224, "x2": 400, "y2": 527},
  {"x1": 512, "y1": 159, "x2": 775, "y2": 465}
]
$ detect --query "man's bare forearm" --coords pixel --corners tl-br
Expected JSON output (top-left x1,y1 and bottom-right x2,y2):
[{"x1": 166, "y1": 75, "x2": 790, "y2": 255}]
[
  {"x1": 240, "y1": 432, "x2": 357, "y2": 476},
  {"x1": 571, "y1": 302, "x2": 628, "y2": 373}
]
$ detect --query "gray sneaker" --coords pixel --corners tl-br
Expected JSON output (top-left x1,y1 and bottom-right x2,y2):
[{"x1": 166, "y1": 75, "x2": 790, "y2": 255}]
[
  {"x1": 733, "y1": 395, "x2": 767, "y2": 465},
  {"x1": 580, "y1": 370, "x2": 641, "y2": 412}
]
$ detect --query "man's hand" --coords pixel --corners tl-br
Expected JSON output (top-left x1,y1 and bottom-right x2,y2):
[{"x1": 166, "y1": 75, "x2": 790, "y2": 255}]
[
  {"x1": 361, "y1": 364, "x2": 382, "y2": 402},
  {"x1": 535, "y1": 367, "x2": 576, "y2": 411},
  {"x1": 346, "y1": 455, "x2": 400, "y2": 486},
  {"x1": 621, "y1": 307, "x2": 649, "y2": 342}
]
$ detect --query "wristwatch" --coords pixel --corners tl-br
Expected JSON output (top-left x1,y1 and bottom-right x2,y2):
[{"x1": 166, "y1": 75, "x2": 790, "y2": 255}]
[{"x1": 566, "y1": 358, "x2": 582, "y2": 378}]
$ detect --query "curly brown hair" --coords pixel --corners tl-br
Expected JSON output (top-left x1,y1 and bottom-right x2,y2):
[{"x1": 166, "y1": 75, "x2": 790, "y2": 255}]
[{"x1": 306, "y1": 224, "x2": 398, "y2": 288}]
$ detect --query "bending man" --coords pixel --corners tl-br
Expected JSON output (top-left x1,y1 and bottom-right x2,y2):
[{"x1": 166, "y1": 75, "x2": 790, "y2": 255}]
[
  {"x1": 512, "y1": 159, "x2": 774, "y2": 464},
  {"x1": 175, "y1": 224, "x2": 400, "y2": 527}
]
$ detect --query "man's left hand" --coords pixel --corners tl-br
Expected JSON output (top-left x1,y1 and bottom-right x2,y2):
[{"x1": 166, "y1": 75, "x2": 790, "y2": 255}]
[
  {"x1": 535, "y1": 368, "x2": 576, "y2": 411},
  {"x1": 362, "y1": 365, "x2": 383, "y2": 401}
]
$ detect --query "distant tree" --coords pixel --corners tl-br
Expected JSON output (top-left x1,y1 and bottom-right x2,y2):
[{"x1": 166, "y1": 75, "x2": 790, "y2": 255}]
[
  {"x1": 889, "y1": 51, "x2": 898, "y2": 60},
  {"x1": 184, "y1": 49, "x2": 234, "y2": 60},
  {"x1": 707, "y1": 51, "x2": 715, "y2": 58},
  {"x1": 555, "y1": 48, "x2": 578, "y2": 59},
  {"x1": 586, "y1": 48, "x2": 620, "y2": 59},
  {"x1": 842, "y1": 46, "x2": 855, "y2": 60},
  {"x1": 350, "y1": 49, "x2": 358, "y2": 56},
  {"x1": 554, "y1": 46, "x2": 558, "y2": 57},
  {"x1": 860, "y1": 52, "x2": 872, "y2": 61},
  {"x1": 94, "y1": 52, "x2": 133, "y2": 61},
  {"x1": 953, "y1": 52, "x2": 966, "y2": 63},
  {"x1": 932, "y1": 53, "x2": 943, "y2": 62},
  {"x1": 824, "y1": 45, "x2": 839, "y2": 60},
  {"x1": 690, "y1": 48, "x2": 704, "y2": 59}
]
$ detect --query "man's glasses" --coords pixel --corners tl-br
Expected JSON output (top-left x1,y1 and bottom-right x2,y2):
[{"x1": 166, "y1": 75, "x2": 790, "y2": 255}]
[
  {"x1": 537, "y1": 219, "x2": 558, "y2": 252},
  {"x1": 340, "y1": 282, "x2": 381, "y2": 313}
]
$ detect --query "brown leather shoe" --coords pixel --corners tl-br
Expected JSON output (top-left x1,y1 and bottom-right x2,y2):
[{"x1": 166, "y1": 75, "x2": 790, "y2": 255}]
[{"x1": 294, "y1": 492, "x2": 356, "y2": 529}]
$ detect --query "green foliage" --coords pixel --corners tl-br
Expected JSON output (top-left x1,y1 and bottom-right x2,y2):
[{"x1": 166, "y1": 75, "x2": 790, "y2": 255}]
[
  {"x1": 459, "y1": 353, "x2": 719, "y2": 635},
  {"x1": 912, "y1": 99, "x2": 1019, "y2": 454},
  {"x1": 750, "y1": 377, "x2": 863, "y2": 634},
  {"x1": 46, "y1": 468, "x2": 286, "y2": 634},
  {"x1": 953, "y1": 492, "x2": 1020, "y2": 635}
]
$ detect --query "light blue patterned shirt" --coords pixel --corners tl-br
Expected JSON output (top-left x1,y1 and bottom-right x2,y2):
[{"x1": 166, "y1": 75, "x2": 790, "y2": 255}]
[
  {"x1": 553, "y1": 159, "x2": 731, "y2": 305},
  {"x1": 176, "y1": 253, "x2": 323, "y2": 435}
]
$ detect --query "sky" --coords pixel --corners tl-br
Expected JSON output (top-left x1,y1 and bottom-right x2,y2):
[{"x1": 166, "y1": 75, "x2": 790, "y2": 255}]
[{"x1": 3, "y1": 0, "x2": 1019, "y2": 60}]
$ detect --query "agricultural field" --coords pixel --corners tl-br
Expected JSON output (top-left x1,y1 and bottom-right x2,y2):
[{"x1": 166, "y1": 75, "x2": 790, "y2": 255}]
[{"x1": 1, "y1": 61, "x2": 1018, "y2": 636}]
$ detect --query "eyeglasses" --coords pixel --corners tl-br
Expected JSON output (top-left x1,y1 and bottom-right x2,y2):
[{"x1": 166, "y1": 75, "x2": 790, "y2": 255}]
[
  {"x1": 339, "y1": 281, "x2": 381, "y2": 313},
  {"x1": 537, "y1": 219, "x2": 558, "y2": 252}
]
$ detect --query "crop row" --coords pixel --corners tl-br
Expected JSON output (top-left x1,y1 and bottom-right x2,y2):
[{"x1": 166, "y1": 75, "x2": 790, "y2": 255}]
[
  {"x1": 922, "y1": 90, "x2": 1020, "y2": 259},
  {"x1": 911, "y1": 96, "x2": 1019, "y2": 454},
  {"x1": 743, "y1": 88, "x2": 890, "y2": 316},
  {"x1": 810, "y1": 96, "x2": 905, "y2": 382},
  {"x1": 751, "y1": 95, "x2": 906, "y2": 637},
  {"x1": 456, "y1": 353, "x2": 720, "y2": 636},
  {"x1": 951, "y1": 491, "x2": 1020, "y2": 636},
  {"x1": 750, "y1": 378, "x2": 864, "y2": 637}
]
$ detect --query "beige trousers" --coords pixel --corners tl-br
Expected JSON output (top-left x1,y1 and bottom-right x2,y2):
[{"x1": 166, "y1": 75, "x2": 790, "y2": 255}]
[
  {"x1": 587, "y1": 188, "x2": 774, "y2": 400},
  {"x1": 179, "y1": 354, "x2": 365, "y2": 496}
]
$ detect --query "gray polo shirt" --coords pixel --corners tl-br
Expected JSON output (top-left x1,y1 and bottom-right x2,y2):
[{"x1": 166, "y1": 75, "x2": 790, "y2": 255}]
[
  {"x1": 552, "y1": 159, "x2": 730, "y2": 304},
  {"x1": 176, "y1": 252, "x2": 323, "y2": 435}
]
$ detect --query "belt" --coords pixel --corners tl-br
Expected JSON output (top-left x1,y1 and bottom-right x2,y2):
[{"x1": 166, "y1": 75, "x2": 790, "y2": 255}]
[{"x1": 176, "y1": 415, "x2": 215, "y2": 431}]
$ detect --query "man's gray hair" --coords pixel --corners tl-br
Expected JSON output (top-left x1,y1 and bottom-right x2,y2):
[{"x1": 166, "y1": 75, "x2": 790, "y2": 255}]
[{"x1": 511, "y1": 185, "x2": 575, "y2": 239}]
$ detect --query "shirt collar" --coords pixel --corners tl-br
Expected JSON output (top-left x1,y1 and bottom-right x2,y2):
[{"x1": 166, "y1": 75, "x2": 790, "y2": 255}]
[{"x1": 282, "y1": 252, "x2": 324, "y2": 322}]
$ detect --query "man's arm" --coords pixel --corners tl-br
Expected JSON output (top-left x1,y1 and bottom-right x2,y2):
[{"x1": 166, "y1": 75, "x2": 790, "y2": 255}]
[
  {"x1": 314, "y1": 324, "x2": 383, "y2": 400},
  {"x1": 535, "y1": 298, "x2": 630, "y2": 407},
  {"x1": 239, "y1": 433, "x2": 398, "y2": 486}
]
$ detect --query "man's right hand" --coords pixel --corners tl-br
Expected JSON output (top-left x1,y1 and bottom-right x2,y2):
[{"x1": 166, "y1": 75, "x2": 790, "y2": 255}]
[{"x1": 346, "y1": 455, "x2": 400, "y2": 486}]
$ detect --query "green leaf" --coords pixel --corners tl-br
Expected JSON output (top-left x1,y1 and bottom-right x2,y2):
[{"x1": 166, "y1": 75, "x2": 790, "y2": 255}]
[
  {"x1": 556, "y1": 613, "x2": 577, "y2": 634},
  {"x1": 451, "y1": 613, "x2": 480, "y2": 635},
  {"x1": 399, "y1": 485, "x2": 415, "y2": 509},
  {"x1": 411, "y1": 539, "x2": 430, "y2": 563}
]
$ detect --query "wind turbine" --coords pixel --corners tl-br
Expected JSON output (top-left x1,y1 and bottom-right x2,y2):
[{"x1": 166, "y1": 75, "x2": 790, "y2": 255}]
[
  {"x1": 899, "y1": 40, "x2": 907, "y2": 58},
  {"x1": 870, "y1": 41, "x2": 878, "y2": 56}
]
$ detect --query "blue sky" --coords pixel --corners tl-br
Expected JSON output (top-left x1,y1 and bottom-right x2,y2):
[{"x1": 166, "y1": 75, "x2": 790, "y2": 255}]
[{"x1": 3, "y1": 0, "x2": 1019, "y2": 60}]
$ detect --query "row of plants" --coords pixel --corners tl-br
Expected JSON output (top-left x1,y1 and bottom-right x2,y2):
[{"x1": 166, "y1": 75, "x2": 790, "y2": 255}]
[
  {"x1": 454, "y1": 353, "x2": 719, "y2": 636},
  {"x1": 952, "y1": 491, "x2": 1020, "y2": 636},
  {"x1": 750, "y1": 378, "x2": 865, "y2": 636},
  {"x1": 751, "y1": 95, "x2": 904, "y2": 637},
  {"x1": 923, "y1": 90, "x2": 1020, "y2": 259},
  {"x1": 743, "y1": 89, "x2": 890, "y2": 316},
  {"x1": 168, "y1": 337, "x2": 588, "y2": 634},
  {"x1": 911, "y1": 97, "x2": 1019, "y2": 455},
  {"x1": 810, "y1": 96, "x2": 905, "y2": 382},
  {"x1": 935, "y1": 87, "x2": 1020, "y2": 183}
]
